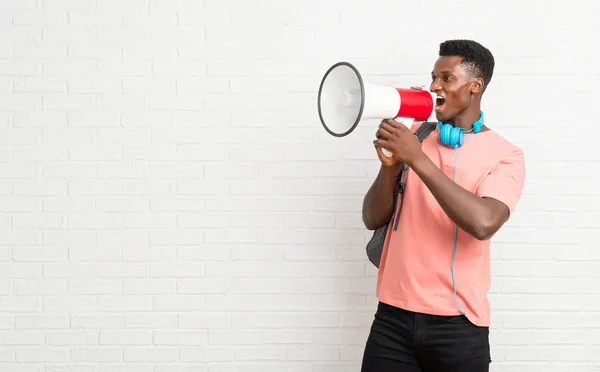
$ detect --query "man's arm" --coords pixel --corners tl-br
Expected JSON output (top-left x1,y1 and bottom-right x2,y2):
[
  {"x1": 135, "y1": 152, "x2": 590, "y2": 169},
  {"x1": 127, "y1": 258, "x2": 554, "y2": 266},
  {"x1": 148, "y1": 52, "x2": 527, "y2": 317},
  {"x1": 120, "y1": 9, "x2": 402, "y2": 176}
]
[
  {"x1": 409, "y1": 153, "x2": 512, "y2": 240},
  {"x1": 373, "y1": 119, "x2": 525, "y2": 240},
  {"x1": 361, "y1": 163, "x2": 401, "y2": 231}
]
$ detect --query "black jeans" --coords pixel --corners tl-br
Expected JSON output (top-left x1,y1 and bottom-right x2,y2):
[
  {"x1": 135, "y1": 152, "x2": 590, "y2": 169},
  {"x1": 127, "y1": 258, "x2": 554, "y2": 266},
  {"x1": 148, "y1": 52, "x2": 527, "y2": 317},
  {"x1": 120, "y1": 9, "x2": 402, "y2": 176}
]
[{"x1": 361, "y1": 302, "x2": 491, "y2": 372}]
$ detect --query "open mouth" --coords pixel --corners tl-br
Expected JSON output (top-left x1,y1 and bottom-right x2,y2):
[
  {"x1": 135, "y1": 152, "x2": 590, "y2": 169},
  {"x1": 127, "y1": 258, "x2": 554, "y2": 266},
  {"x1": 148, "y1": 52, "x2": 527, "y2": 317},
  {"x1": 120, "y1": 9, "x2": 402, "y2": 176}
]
[{"x1": 436, "y1": 96, "x2": 446, "y2": 110}]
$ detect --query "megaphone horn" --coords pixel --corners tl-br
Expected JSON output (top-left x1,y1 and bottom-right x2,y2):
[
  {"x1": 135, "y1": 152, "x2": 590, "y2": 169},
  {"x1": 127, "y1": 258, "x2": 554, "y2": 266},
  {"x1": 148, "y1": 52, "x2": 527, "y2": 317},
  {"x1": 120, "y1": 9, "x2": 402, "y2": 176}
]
[{"x1": 317, "y1": 61, "x2": 437, "y2": 148}]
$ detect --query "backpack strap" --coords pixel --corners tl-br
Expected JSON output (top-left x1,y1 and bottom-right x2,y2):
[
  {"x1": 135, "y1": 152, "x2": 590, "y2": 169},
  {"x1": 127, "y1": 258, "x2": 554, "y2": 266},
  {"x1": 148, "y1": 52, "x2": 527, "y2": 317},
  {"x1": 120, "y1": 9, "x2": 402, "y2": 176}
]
[
  {"x1": 390, "y1": 121, "x2": 436, "y2": 230},
  {"x1": 414, "y1": 120, "x2": 437, "y2": 142}
]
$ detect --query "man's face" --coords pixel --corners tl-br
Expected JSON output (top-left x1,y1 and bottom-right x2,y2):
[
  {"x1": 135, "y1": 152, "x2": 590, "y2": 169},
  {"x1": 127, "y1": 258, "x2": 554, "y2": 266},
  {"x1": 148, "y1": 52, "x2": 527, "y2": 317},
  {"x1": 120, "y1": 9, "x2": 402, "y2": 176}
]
[{"x1": 430, "y1": 56, "x2": 480, "y2": 123}]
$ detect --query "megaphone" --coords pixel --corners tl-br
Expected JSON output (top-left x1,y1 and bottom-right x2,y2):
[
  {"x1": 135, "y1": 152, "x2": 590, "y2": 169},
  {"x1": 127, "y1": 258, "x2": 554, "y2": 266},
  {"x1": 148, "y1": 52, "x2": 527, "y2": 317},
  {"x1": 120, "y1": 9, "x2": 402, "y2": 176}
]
[{"x1": 317, "y1": 61, "x2": 438, "y2": 156}]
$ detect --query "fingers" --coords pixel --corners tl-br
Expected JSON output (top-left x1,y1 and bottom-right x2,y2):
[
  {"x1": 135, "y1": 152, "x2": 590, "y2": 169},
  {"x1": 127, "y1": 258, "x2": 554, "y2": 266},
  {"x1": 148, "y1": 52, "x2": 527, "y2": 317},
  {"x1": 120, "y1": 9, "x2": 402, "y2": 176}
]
[
  {"x1": 381, "y1": 118, "x2": 401, "y2": 127},
  {"x1": 378, "y1": 119, "x2": 402, "y2": 137},
  {"x1": 380, "y1": 119, "x2": 409, "y2": 132},
  {"x1": 377, "y1": 124, "x2": 394, "y2": 139},
  {"x1": 373, "y1": 137, "x2": 389, "y2": 150},
  {"x1": 376, "y1": 119, "x2": 410, "y2": 143}
]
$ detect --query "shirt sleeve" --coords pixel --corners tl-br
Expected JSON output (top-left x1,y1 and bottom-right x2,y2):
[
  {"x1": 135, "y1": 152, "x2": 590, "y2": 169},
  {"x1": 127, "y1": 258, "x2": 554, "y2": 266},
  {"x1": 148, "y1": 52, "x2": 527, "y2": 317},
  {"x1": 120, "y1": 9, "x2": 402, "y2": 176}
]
[{"x1": 476, "y1": 147, "x2": 526, "y2": 215}]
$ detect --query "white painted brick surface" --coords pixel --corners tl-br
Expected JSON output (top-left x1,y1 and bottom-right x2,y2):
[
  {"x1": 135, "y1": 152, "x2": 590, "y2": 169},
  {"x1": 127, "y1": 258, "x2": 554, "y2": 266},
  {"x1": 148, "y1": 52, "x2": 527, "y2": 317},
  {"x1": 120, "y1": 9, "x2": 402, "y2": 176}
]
[{"x1": 0, "y1": 0, "x2": 598, "y2": 370}]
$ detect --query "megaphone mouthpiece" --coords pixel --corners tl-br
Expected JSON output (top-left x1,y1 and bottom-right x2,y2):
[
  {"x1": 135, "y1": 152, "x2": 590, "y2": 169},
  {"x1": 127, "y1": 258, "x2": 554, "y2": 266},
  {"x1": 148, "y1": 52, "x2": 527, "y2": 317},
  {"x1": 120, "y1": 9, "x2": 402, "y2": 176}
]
[{"x1": 394, "y1": 87, "x2": 435, "y2": 122}]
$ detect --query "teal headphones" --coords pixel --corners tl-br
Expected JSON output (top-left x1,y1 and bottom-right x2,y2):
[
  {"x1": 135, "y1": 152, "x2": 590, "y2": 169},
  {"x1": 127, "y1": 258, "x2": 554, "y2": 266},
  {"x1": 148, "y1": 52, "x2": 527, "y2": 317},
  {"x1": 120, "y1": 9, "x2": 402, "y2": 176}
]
[{"x1": 438, "y1": 110, "x2": 484, "y2": 148}]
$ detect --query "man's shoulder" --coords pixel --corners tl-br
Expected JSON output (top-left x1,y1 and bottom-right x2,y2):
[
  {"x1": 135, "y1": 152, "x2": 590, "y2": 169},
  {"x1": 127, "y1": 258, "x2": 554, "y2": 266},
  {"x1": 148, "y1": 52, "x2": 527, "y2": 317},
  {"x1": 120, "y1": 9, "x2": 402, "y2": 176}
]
[{"x1": 482, "y1": 129, "x2": 525, "y2": 162}]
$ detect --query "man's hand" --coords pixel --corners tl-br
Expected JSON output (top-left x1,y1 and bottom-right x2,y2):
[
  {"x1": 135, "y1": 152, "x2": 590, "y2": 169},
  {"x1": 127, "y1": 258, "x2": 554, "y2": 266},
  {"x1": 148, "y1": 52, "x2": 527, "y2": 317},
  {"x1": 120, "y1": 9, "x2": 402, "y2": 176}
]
[{"x1": 374, "y1": 119, "x2": 424, "y2": 167}]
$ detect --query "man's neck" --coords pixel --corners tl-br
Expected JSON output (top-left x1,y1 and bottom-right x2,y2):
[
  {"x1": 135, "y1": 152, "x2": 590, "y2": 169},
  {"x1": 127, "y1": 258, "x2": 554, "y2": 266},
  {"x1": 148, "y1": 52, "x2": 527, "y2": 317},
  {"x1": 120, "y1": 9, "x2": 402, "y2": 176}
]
[{"x1": 450, "y1": 107, "x2": 482, "y2": 131}]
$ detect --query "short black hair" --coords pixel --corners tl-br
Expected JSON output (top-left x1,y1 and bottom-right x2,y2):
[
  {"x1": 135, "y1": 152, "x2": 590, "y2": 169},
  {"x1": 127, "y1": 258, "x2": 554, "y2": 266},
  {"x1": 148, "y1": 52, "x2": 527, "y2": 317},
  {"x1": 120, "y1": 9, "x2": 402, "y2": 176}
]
[{"x1": 439, "y1": 39, "x2": 495, "y2": 89}]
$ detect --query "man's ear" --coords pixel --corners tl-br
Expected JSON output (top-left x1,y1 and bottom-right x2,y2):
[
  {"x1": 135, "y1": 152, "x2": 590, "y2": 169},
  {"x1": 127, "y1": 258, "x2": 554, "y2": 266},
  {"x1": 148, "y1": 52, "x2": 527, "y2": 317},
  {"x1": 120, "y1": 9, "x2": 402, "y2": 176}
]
[{"x1": 471, "y1": 78, "x2": 484, "y2": 94}]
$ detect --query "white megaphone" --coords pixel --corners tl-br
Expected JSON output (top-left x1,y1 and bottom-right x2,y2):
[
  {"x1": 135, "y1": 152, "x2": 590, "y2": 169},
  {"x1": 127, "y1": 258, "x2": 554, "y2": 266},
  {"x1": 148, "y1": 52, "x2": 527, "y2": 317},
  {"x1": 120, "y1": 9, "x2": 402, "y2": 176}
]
[{"x1": 317, "y1": 61, "x2": 438, "y2": 157}]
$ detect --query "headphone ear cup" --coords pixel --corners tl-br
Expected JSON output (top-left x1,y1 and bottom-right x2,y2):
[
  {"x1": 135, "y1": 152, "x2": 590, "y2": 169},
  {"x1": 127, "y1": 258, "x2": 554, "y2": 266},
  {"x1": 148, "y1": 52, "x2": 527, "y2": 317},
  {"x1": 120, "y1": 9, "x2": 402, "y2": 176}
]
[
  {"x1": 439, "y1": 123, "x2": 464, "y2": 148},
  {"x1": 451, "y1": 127, "x2": 464, "y2": 148},
  {"x1": 440, "y1": 123, "x2": 452, "y2": 146}
]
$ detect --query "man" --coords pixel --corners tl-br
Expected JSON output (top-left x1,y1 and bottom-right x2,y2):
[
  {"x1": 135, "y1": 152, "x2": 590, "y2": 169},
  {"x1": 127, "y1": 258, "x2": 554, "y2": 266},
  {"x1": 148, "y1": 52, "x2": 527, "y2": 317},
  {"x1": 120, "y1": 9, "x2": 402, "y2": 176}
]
[{"x1": 360, "y1": 39, "x2": 526, "y2": 372}]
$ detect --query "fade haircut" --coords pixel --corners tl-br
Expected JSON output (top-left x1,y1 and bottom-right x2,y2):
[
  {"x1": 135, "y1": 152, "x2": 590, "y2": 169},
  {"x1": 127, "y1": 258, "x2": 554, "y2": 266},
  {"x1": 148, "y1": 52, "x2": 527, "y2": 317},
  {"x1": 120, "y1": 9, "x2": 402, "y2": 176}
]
[{"x1": 439, "y1": 39, "x2": 495, "y2": 91}]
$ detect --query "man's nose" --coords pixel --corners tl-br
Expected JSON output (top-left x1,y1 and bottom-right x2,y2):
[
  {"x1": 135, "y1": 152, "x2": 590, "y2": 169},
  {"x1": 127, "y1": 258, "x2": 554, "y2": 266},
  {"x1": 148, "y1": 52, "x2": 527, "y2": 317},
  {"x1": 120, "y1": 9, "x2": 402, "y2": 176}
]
[{"x1": 430, "y1": 79, "x2": 440, "y2": 92}]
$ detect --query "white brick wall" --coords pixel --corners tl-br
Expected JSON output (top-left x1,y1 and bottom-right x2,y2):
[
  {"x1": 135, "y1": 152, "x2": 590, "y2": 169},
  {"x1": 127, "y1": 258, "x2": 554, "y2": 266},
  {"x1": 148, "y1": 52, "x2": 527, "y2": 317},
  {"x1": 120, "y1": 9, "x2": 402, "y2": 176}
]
[{"x1": 0, "y1": 0, "x2": 598, "y2": 370}]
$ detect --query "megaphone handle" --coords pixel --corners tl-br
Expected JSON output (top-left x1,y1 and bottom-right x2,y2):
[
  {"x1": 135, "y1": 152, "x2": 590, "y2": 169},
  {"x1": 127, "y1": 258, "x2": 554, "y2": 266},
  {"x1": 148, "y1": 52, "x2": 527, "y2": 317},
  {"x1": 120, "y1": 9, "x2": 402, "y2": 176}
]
[
  {"x1": 380, "y1": 118, "x2": 414, "y2": 158},
  {"x1": 381, "y1": 148, "x2": 393, "y2": 158}
]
